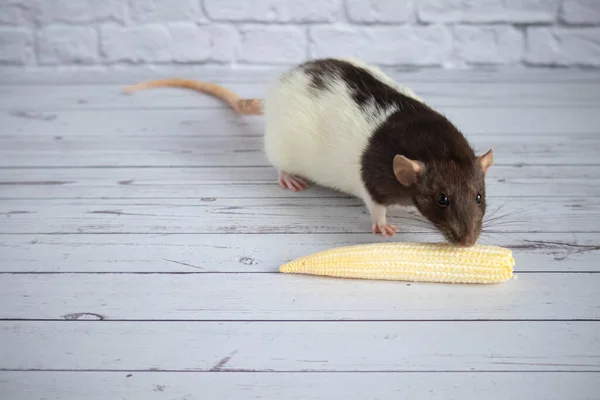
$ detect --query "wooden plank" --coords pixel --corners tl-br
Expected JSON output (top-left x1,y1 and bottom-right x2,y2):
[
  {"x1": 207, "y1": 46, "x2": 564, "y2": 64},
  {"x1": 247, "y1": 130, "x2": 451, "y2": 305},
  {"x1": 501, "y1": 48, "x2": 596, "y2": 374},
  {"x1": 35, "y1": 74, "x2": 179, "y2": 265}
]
[
  {"x1": 1, "y1": 165, "x2": 598, "y2": 199},
  {"x1": 2, "y1": 65, "x2": 599, "y2": 85},
  {"x1": 2, "y1": 108, "x2": 599, "y2": 137},
  {"x1": 1, "y1": 321, "x2": 598, "y2": 370},
  {"x1": 0, "y1": 133, "x2": 597, "y2": 167},
  {"x1": 2, "y1": 83, "x2": 600, "y2": 110},
  {"x1": 1, "y1": 274, "x2": 598, "y2": 320},
  {"x1": 0, "y1": 197, "x2": 595, "y2": 234},
  {"x1": 1, "y1": 371, "x2": 599, "y2": 400},
  {"x1": 1, "y1": 233, "x2": 598, "y2": 273}
]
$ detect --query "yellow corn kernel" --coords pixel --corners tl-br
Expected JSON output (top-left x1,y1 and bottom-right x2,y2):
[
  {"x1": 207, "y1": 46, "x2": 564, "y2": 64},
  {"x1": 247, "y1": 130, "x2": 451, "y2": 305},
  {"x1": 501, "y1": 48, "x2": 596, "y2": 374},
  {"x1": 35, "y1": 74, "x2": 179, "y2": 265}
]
[{"x1": 279, "y1": 242, "x2": 515, "y2": 284}]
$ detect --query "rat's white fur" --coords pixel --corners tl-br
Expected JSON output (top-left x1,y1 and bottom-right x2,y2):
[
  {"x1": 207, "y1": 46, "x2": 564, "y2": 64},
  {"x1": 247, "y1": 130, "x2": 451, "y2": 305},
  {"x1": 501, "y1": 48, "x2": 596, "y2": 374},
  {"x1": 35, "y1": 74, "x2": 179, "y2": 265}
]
[{"x1": 263, "y1": 58, "x2": 423, "y2": 233}]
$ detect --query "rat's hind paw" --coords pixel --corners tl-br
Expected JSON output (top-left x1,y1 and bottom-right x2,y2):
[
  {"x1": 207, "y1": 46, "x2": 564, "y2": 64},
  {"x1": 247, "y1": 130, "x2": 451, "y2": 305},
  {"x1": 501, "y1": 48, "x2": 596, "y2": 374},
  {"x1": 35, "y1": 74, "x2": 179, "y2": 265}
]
[
  {"x1": 372, "y1": 222, "x2": 398, "y2": 238},
  {"x1": 278, "y1": 171, "x2": 308, "y2": 192}
]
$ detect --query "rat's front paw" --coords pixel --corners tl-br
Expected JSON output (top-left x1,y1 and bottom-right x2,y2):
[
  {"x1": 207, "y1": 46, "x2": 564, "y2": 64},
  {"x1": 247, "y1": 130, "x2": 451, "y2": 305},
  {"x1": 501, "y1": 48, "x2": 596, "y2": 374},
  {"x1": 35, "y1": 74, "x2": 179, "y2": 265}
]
[
  {"x1": 278, "y1": 171, "x2": 308, "y2": 192},
  {"x1": 372, "y1": 221, "x2": 398, "y2": 238}
]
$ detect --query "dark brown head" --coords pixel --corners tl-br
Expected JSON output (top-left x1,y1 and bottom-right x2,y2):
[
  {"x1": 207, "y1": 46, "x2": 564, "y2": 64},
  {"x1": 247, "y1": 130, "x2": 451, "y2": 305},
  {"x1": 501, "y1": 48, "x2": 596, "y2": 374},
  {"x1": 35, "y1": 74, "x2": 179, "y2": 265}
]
[{"x1": 393, "y1": 149, "x2": 494, "y2": 247}]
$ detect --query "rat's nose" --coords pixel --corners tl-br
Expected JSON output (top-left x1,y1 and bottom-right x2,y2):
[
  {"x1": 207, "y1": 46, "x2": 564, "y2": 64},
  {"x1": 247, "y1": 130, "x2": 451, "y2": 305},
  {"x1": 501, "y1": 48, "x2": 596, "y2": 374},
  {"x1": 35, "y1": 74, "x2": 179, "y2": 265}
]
[{"x1": 459, "y1": 233, "x2": 476, "y2": 247}]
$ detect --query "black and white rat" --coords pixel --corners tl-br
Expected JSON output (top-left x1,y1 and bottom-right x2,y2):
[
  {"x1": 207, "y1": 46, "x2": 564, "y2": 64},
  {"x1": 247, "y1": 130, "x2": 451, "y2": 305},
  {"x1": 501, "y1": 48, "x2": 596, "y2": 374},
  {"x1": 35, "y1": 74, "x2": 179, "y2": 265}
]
[{"x1": 124, "y1": 57, "x2": 494, "y2": 247}]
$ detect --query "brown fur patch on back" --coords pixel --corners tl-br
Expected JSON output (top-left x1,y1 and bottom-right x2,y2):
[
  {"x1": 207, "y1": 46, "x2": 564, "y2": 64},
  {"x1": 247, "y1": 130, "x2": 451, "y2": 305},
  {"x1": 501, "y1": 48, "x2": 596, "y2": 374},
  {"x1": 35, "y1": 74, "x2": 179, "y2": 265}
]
[{"x1": 300, "y1": 58, "x2": 429, "y2": 113}]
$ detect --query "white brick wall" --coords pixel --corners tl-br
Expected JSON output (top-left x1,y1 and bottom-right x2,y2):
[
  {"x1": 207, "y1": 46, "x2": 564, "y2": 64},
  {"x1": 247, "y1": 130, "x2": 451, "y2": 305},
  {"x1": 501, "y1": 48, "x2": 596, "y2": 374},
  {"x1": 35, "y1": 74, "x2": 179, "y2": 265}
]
[
  {"x1": 37, "y1": 25, "x2": 99, "y2": 65},
  {"x1": 310, "y1": 25, "x2": 452, "y2": 66},
  {"x1": 1, "y1": 0, "x2": 599, "y2": 69},
  {"x1": 418, "y1": 0, "x2": 561, "y2": 23}
]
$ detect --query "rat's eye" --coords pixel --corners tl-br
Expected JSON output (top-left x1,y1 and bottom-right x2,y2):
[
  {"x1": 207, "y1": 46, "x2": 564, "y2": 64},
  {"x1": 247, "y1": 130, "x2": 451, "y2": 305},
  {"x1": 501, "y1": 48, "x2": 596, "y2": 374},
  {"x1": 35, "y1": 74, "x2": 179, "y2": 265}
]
[
  {"x1": 436, "y1": 193, "x2": 449, "y2": 207},
  {"x1": 476, "y1": 193, "x2": 482, "y2": 204}
]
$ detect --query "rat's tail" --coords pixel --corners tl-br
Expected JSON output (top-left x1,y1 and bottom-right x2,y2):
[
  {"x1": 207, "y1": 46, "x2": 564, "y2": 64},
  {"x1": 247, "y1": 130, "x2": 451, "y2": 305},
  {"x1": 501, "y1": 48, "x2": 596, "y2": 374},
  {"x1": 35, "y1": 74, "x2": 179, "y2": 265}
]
[{"x1": 123, "y1": 78, "x2": 263, "y2": 115}]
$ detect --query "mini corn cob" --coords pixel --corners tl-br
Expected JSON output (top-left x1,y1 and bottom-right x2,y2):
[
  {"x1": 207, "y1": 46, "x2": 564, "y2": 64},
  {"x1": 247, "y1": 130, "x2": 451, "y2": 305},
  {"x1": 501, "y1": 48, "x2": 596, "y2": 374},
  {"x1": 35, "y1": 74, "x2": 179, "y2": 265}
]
[{"x1": 280, "y1": 242, "x2": 514, "y2": 284}]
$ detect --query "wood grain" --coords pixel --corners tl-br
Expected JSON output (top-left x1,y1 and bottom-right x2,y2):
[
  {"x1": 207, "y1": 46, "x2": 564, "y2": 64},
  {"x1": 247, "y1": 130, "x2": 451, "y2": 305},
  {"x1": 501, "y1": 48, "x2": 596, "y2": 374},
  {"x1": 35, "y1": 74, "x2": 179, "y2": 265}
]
[
  {"x1": 2, "y1": 371, "x2": 599, "y2": 400},
  {"x1": 1, "y1": 321, "x2": 598, "y2": 371},
  {"x1": 1, "y1": 233, "x2": 598, "y2": 273},
  {"x1": 2, "y1": 82, "x2": 600, "y2": 109},
  {"x1": 2, "y1": 107, "x2": 599, "y2": 137},
  {"x1": 0, "y1": 165, "x2": 597, "y2": 198},
  {"x1": 1, "y1": 273, "x2": 598, "y2": 320},
  {"x1": 0, "y1": 197, "x2": 594, "y2": 234}
]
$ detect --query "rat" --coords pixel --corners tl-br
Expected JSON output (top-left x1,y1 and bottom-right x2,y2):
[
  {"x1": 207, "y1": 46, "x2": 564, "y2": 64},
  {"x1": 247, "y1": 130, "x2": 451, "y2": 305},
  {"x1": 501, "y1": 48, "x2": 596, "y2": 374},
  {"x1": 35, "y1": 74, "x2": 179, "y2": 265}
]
[{"x1": 124, "y1": 57, "x2": 494, "y2": 247}]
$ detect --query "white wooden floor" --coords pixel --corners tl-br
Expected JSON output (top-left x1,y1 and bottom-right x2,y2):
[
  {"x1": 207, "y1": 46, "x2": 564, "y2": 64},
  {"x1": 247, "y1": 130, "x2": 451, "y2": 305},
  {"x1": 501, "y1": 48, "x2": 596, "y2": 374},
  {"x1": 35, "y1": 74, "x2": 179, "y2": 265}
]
[{"x1": 1, "y1": 68, "x2": 599, "y2": 399}]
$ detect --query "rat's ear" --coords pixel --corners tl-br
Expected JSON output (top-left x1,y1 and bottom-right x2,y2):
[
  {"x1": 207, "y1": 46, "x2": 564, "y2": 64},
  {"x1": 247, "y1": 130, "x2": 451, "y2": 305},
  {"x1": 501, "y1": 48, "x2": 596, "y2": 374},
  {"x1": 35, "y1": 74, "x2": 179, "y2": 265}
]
[
  {"x1": 477, "y1": 148, "x2": 494, "y2": 174},
  {"x1": 393, "y1": 155, "x2": 424, "y2": 186}
]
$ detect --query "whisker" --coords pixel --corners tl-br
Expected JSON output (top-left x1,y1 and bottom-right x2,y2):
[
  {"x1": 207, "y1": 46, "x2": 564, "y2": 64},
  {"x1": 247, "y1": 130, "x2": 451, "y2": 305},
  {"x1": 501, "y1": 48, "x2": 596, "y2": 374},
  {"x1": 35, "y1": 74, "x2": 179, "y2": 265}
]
[
  {"x1": 483, "y1": 201, "x2": 534, "y2": 232},
  {"x1": 394, "y1": 217, "x2": 435, "y2": 228},
  {"x1": 477, "y1": 236, "x2": 496, "y2": 245},
  {"x1": 480, "y1": 231, "x2": 518, "y2": 243},
  {"x1": 485, "y1": 197, "x2": 512, "y2": 220},
  {"x1": 484, "y1": 204, "x2": 532, "y2": 221},
  {"x1": 486, "y1": 219, "x2": 523, "y2": 226},
  {"x1": 483, "y1": 219, "x2": 523, "y2": 227}
]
